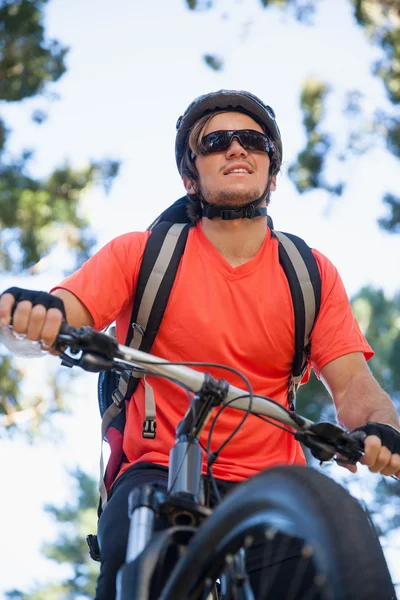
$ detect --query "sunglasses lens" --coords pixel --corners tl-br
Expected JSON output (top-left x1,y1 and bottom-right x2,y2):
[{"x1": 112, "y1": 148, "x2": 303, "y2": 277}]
[
  {"x1": 200, "y1": 131, "x2": 236, "y2": 153},
  {"x1": 200, "y1": 130, "x2": 271, "y2": 155},
  {"x1": 238, "y1": 131, "x2": 269, "y2": 152}
]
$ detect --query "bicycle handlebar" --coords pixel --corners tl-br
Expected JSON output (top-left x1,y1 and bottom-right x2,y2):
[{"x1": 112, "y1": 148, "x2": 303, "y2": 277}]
[
  {"x1": 53, "y1": 323, "x2": 309, "y2": 431},
  {"x1": 0, "y1": 322, "x2": 365, "y2": 464}
]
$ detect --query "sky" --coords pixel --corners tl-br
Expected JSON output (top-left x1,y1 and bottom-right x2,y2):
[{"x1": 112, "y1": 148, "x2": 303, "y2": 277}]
[{"x1": 0, "y1": 0, "x2": 400, "y2": 595}]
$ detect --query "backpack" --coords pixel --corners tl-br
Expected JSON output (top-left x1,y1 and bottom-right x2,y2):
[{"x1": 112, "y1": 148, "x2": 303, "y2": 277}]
[{"x1": 97, "y1": 196, "x2": 322, "y2": 512}]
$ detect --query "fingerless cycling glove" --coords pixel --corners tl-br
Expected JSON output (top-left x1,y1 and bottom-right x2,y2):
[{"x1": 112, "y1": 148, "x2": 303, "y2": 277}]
[
  {"x1": 2, "y1": 287, "x2": 67, "y2": 320},
  {"x1": 351, "y1": 422, "x2": 400, "y2": 455}
]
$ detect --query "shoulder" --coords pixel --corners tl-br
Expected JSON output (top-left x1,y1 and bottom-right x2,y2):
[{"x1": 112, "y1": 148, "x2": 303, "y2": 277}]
[
  {"x1": 102, "y1": 230, "x2": 151, "y2": 260},
  {"x1": 310, "y1": 247, "x2": 342, "y2": 289},
  {"x1": 271, "y1": 231, "x2": 338, "y2": 286}
]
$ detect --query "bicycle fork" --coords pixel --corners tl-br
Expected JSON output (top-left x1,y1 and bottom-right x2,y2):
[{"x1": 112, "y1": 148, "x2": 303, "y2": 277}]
[{"x1": 116, "y1": 437, "x2": 207, "y2": 599}]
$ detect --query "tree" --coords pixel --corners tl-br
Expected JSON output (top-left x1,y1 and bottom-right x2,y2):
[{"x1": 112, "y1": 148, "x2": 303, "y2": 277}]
[
  {"x1": 5, "y1": 469, "x2": 99, "y2": 600},
  {"x1": 0, "y1": 0, "x2": 119, "y2": 429}
]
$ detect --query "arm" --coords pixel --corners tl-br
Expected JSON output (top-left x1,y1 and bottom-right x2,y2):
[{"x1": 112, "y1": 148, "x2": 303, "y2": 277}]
[
  {"x1": 0, "y1": 288, "x2": 94, "y2": 350},
  {"x1": 51, "y1": 289, "x2": 94, "y2": 327},
  {"x1": 0, "y1": 232, "x2": 147, "y2": 348},
  {"x1": 321, "y1": 352, "x2": 400, "y2": 476}
]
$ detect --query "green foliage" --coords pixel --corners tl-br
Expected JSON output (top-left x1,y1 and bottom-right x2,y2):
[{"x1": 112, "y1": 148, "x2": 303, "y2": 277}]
[
  {"x1": 0, "y1": 0, "x2": 68, "y2": 102},
  {"x1": 0, "y1": 158, "x2": 120, "y2": 272},
  {"x1": 352, "y1": 286, "x2": 400, "y2": 395},
  {"x1": 297, "y1": 285, "x2": 400, "y2": 422},
  {"x1": 0, "y1": 349, "x2": 22, "y2": 411},
  {"x1": 259, "y1": 0, "x2": 317, "y2": 22},
  {"x1": 352, "y1": 0, "x2": 400, "y2": 104},
  {"x1": 195, "y1": 0, "x2": 400, "y2": 230},
  {"x1": 185, "y1": 0, "x2": 212, "y2": 10},
  {"x1": 0, "y1": 0, "x2": 119, "y2": 428},
  {"x1": 296, "y1": 371, "x2": 332, "y2": 423},
  {"x1": 300, "y1": 78, "x2": 329, "y2": 134},
  {"x1": 203, "y1": 53, "x2": 224, "y2": 71},
  {"x1": 0, "y1": 0, "x2": 120, "y2": 273},
  {"x1": 5, "y1": 469, "x2": 99, "y2": 600},
  {"x1": 387, "y1": 117, "x2": 400, "y2": 158},
  {"x1": 288, "y1": 77, "x2": 344, "y2": 195},
  {"x1": 0, "y1": 115, "x2": 7, "y2": 151},
  {"x1": 378, "y1": 193, "x2": 400, "y2": 233}
]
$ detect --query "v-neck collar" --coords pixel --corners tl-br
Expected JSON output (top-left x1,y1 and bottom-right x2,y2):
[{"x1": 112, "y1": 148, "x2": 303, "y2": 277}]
[{"x1": 194, "y1": 221, "x2": 271, "y2": 279}]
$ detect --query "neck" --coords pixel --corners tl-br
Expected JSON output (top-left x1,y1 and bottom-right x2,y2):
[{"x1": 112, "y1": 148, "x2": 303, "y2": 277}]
[{"x1": 201, "y1": 215, "x2": 268, "y2": 267}]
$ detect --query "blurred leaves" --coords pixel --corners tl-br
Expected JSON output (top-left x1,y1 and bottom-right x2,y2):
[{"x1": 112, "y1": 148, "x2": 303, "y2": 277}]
[
  {"x1": 288, "y1": 77, "x2": 344, "y2": 195},
  {"x1": 31, "y1": 107, "x2": 47, "y2": 124},
  {"x1": 0, "y1": 363, "x2": 76, "y2": 441},
  {"x1": 351, "y1": 286, "x2": 400, "y2": 396},
  {"x1": 259, "y1": 0, "x2": 317, "y2": 23},
  {"x1": 185, "y1": 0, "x2": 213, "y2": 10},
  {"x1": 192, "y1": 0, "x2": 400, "y2": 231},
  {"x1": 352, "y1": 0, "x2": 400, "y2": 104},
  {"x1": 0, "y1": 158, "x2": 120, "y2": 272},
  {"x1": 5, "y1": 469, "x2": 99, "y2": 599},
  {"x1": 203, "y1": 53, "x2": 224, "y2": 71},
  {"x1": 297, "y1": 285, "x2": 400, "y2": 423},
  {"x1": 0, "y1": 0, "x2": 68, "y2": 102},
  {"x1": 386, "y1": 116, "x2": 400, "y2": 158},
  {"x1": 378, "y1": 193, "x2": 400, "y2": 233},
  {"x1": 0, "y1": 350, "x2": 22, "y2": 414},
  {"x1": 0, "y1": 0, "x2": 120, "y2": 432}
]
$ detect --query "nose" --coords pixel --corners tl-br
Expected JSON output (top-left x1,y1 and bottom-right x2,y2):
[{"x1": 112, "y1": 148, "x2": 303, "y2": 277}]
[{"x1": 226, "y1": 138, "x2": 248, "y2": 158}]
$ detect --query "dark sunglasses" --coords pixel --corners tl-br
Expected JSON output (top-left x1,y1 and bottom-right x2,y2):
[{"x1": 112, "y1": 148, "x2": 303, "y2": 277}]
[{"x1": 195, "y1": 129, "x2": 275, "y2": 157}]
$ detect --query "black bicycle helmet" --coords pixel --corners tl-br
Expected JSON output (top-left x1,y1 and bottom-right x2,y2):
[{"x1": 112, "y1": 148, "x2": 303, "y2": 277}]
[{"x1": 175, "y1": 89, "x2": 282, "y2": 174}]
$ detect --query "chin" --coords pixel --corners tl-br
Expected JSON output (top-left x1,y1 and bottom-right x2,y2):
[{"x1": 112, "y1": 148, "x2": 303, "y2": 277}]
[{"x1": 204, "y1": 187, "x2": 261, "y2": 208}]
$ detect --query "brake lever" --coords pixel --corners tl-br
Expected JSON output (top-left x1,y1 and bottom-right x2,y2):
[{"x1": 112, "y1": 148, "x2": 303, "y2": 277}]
[
  {"x1": 295, "y1": 422, "x2": 364, "y2": 464},
  {"x1": 55, "y1": 323, "x2": 120, "y2": 358}
]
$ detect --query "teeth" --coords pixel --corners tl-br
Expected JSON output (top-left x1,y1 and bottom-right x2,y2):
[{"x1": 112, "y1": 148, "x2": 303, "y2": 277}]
[{"x1": 228, "y1": 168, "x2": 248, "y2": 173}]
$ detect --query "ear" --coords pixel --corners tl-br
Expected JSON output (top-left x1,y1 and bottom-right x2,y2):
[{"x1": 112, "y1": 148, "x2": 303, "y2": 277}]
[
  {"x1": 183, "y1": 175, "x2": 197, "y2": 195},
  {"x1": 270, "y1": 174, "x2": 277, "y2": 192}
]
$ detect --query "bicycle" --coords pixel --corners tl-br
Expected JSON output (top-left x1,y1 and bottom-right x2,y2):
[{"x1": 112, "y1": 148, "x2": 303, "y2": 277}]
[{"x1": 0, "y1": 323, "x2": 398, "y2": 600}]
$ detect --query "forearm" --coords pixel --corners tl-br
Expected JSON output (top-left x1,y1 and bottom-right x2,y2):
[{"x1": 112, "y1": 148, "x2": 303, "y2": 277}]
[
  {"x1": 334, "y1": 371, "x2": 400, "y2": 432},
  {"x1": 51, "y1": 289, "x2": 94, "y2": 328}
]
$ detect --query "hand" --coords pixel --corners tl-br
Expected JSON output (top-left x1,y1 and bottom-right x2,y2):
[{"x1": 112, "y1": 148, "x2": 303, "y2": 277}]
[
  {"x1": 359, "y1": 435, "x2": 400, "y2": 477},
  {"x1": 0, "y1": 287, "x2": 66, "y2": 349},
  {"x1": 340, "y1": 422, "x2": 400, "y2": 477}
]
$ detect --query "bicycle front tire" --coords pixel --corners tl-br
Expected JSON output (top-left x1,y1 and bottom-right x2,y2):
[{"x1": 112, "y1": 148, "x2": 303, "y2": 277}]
[{"x1": 160, "y1": 465, "x2": 396, "y2": 600}]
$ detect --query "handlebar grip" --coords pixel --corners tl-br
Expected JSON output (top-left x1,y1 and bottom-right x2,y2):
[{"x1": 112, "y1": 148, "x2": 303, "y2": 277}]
[
  {"x1": 58, "y1": 321, "x2": 75, "y2": 337},
  {"x1": 349, "y1": 430, "x2": 366, "y2": 451},
  {"x1": 55, "y1": 323, "x2": 120, "y2": 357}
]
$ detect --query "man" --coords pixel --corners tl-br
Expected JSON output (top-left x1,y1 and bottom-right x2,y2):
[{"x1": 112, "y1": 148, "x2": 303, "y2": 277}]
[{"x1": 1, "y1": 90, "x2": 400, "y2": 599}]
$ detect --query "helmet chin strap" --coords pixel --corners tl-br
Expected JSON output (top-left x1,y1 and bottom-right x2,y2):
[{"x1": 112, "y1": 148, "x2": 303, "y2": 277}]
[{"x1": 200, "y1": 176, "x2": 273, "y2": 221}]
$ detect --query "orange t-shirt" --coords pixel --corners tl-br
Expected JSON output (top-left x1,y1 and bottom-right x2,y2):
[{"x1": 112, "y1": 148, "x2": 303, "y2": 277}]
[{"x1": 55, "y1": 223, "x2": 373, "y2": 481}]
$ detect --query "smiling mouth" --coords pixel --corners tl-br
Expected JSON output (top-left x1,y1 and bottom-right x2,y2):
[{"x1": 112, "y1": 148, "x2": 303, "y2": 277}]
[{"x1": 225, "y1": 168, "x2": 251, "y2": 175}]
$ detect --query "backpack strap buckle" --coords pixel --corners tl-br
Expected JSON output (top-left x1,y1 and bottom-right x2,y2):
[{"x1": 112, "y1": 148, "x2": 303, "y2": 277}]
[
  {"x1": 111, "y1": 387, "x2": 125, "y2": 409},
  {"x1": 142, "y1": 417, "x2": 156, "y2": 439},
  {"x1": 86, "y1": 534, "x2": 101, "y2": 562},
  {"x1": 112, "y1": 370, "x2": 132, "y2": 409}
]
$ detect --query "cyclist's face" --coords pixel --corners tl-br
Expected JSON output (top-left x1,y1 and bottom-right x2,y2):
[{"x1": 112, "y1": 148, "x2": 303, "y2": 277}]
[{"x1": 183, "y1": 111, "x2": 276, "y2": 206}]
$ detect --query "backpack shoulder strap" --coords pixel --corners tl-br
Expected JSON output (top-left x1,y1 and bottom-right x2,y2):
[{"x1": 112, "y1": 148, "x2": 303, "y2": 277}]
[
  {"x1": 126, "y1": 221, "x2": 192, "y2": 351},
  {"x1": 272, "y1": 231, "x2": 322, "y2": 409},
  {"x1": 98, "y1": 220, "x2": 192, "y2": 511},
  {"x1": 113, "y1": 221, "x2": 191, "y2": 435}
]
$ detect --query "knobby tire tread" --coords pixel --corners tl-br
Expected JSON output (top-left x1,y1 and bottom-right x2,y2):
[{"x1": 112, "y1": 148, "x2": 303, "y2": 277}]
[{"x1": 159, "y1": 466, "x2": 396, "y2": 600}]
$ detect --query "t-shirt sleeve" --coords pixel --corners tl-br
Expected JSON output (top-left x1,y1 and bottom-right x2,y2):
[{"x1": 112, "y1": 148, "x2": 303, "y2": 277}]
[
  {"x1": 310, "y1": 249, "x2": 374, "y2": 378},
  {"x1": 51, "y1": 231, "x2": 149, "y2": 330}
]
